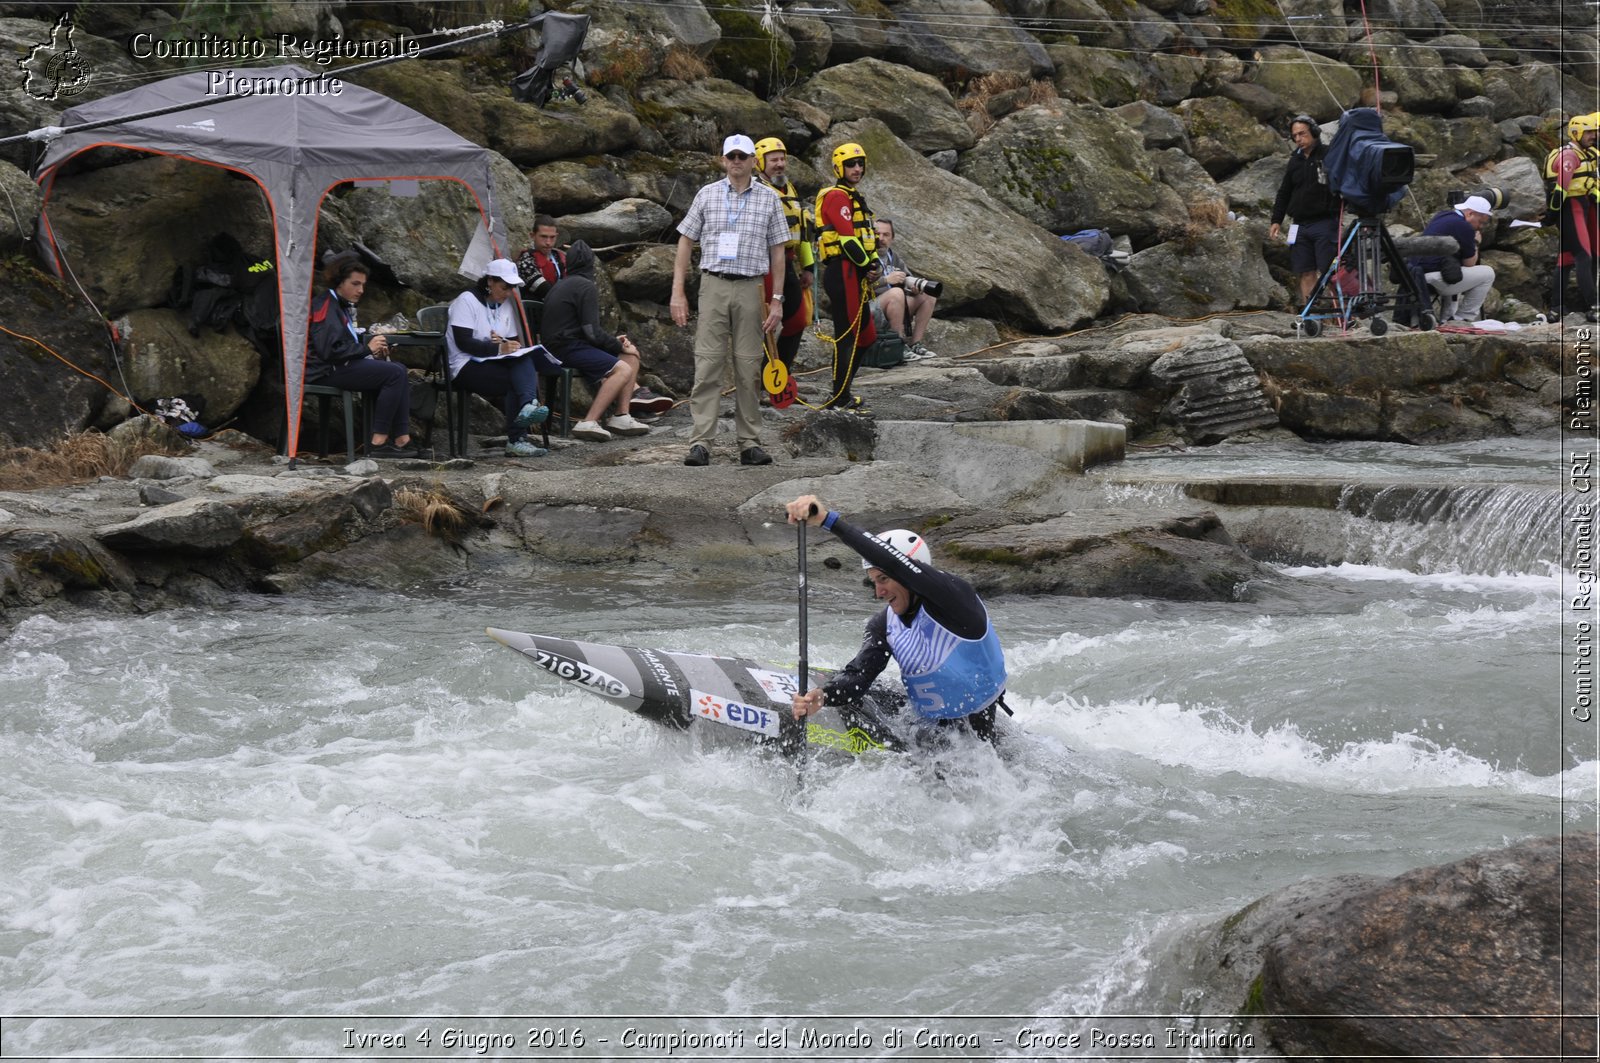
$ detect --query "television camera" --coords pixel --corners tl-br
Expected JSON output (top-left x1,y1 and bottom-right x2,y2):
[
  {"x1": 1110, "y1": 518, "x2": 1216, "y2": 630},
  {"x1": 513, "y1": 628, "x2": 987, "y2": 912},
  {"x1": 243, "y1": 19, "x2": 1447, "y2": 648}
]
[{"x1": 1297, "y1": 108, "x2": 1430, "y2": 337}]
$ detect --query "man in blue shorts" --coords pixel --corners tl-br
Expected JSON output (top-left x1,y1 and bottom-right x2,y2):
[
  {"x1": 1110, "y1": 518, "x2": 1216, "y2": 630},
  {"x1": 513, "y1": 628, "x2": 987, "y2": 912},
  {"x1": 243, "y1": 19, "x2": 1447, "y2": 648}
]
[
  {"x1": 539, "y1": 241, "x2": 650, "y2": 441},
  {"x1": 1269, "y1": 115, "x2": 1342, "y2": 309},
  {"x1": 783, "y1": 493, "x2": 1009, "y2": 743}
]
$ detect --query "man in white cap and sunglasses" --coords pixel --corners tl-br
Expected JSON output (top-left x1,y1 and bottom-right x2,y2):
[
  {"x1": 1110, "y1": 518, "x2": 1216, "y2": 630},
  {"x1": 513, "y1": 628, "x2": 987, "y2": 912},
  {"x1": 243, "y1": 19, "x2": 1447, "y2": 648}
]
[
  {"x1": 1414, "y1": 194, "x2": 1498, "y2": 323},
  {"x1": 671, "y1": 133, "x2": 789, "y2": 467},
  {"x1": 783, "y1": 493, "x2": 1011, "y2": 744}
]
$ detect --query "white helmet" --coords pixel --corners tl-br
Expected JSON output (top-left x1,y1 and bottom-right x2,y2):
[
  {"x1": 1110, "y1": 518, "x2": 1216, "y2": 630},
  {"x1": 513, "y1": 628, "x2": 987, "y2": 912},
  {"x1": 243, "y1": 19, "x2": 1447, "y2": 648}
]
[{"x1": 862, "y1": 529, "x2": 931, "y2": 569}]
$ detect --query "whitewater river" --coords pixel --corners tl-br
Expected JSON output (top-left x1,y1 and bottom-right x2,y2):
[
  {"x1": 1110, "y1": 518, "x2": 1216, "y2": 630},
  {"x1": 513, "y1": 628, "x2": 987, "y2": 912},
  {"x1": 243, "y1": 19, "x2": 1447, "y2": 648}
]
[{"x1": 1, "y1": 436, "x2": 1593, "y2": 1060}]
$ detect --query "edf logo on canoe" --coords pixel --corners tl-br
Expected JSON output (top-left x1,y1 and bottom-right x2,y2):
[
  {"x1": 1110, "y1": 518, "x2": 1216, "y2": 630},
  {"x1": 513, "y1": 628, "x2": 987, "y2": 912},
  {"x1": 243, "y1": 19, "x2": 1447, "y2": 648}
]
[{"x1": 691, "y1": 689, "x2": 779, "y2": 737}]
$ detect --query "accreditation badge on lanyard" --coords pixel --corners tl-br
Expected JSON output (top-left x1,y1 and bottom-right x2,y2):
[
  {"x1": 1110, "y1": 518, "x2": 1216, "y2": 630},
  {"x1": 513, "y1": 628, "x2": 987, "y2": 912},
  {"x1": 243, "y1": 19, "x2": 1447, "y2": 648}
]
[{"x1": 718, "y1": 184, "x2": 746, "y2": 261}]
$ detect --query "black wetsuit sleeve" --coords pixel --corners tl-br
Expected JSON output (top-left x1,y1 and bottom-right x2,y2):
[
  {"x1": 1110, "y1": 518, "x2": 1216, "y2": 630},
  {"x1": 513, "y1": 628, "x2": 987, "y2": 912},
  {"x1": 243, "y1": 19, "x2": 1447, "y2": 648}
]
[
  {"x1": 828, "y1": 515, "x2": 989, "y2": 640},
  {"x1": 822, "y1": 610, "x2": 890, "y2": 707}
]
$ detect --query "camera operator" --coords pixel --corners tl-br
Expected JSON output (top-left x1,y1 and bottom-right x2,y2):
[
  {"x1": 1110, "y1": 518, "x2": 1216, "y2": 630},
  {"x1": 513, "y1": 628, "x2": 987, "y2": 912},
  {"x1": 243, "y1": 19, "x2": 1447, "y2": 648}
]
[
  {"x1": 1544, "y1": 113, "x2": 1600, "y2": 322},
  {"x1": 1269, "y1": 115, "x2": 1342, "y2": 308},
  {"x1": 1411, "y1": 195, "x2": 1497, "y2": 324},
  {"x1": 873, "y1": 218, "x2": 941, "y2": 361}
]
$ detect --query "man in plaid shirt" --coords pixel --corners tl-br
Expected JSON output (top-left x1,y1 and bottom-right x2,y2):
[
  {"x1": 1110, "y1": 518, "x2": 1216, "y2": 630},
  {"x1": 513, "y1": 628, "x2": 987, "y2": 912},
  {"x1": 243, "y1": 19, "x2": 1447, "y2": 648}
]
[{"x1": 670, "y1": 133, "x2": 789, "y2": 467}]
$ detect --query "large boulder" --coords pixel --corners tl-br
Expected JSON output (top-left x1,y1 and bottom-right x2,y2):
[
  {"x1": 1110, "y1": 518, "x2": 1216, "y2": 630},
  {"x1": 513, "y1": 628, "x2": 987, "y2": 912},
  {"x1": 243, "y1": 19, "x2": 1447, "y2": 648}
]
[
  {"x1": 37, "y1": 155, "x2": 275, "y2": 315},
  {"x1": 632, "y1": 77, "x2": 782, "y2": 155},
  {"x1": 113, "y1": 308, "x2": 262, "y2": 425},
  {"x1": 812, "y1": 119, "x2": 1109, "y2": 331},
  {"x1": 787, "y1": 58, "x2": 974, "y2": 153},
  {"x1": 814, "y1": 0, "x2": 892, "y2": 63},
  {"x1": 1047, "y1": 43, "x2": 1143, "y2": 107},
  {"x1": 560, "y1": 198, "x2": 676, "y2": 248},
  {"x1": 955, "y1": 102, "x2": 1189, "y2": 242},
  {"x1": 1118, "y1": 222, "x2": 1284, "y2": 316},
  {"x1": 884, "y1": 0, "x2": 1053, "y2": 79},
  {"x1": 330, "y1": 177, "x2": 491, "y2": 293},
  {"x1": 1480, "y1": 63, "x2": 1565, "y2": 122},
  {"x1": 1261, "y1": 833, "x2": 1597, "y2": 1060},
  {"x1": 0, "y1": 265, "x2": 120, "y2": 447},
  {"x1": 1250, "y1": 45, "x2": 1363, "y2": 120},
  {"x1": 1355, "y1": 32, "x2": 1458, "y2": 114},
  {"x1": 1176, "y1": 97, "x2": 1284, "y2": 179},
  {"x1": 1381, "y1": 112, "x2": 1503, "y2": 171},
  {"x1": 0, "y1": 160, "x2": 41, "y2": 255}
]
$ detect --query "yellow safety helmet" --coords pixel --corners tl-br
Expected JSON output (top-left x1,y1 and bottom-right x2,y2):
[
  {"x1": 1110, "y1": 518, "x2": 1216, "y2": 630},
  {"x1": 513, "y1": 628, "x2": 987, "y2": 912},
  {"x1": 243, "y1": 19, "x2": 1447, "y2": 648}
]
[
  {"x1": 754, "y1": 136, "x2": 787, "y2": 172},
  {"x1": 1570, "y1": 112, "x2": 1600, "y2": 142},
  {"x1": 831, "y1": 141, "x2": 867, "y2": 178}
]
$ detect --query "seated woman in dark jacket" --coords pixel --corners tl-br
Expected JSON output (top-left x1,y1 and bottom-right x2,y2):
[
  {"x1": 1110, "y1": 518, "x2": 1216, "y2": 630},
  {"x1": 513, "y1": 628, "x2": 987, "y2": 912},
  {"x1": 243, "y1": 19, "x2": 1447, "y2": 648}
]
[{"x1": 307, "y1": 253, "x2": 415, "y2": 459}]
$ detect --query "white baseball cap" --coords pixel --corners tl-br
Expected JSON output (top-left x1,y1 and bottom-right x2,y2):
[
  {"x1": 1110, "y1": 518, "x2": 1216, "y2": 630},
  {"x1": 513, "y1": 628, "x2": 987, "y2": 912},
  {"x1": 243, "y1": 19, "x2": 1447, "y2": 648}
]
[
  {"x1": 1454, "y1": 195, "x2": 1493, "y2": 215},
  {"x1": 485, "y1": 258, "x2": 524, "y2": 286},
  {"x1": 722, "y1": 133, "x2": 756, "y2": 157}
]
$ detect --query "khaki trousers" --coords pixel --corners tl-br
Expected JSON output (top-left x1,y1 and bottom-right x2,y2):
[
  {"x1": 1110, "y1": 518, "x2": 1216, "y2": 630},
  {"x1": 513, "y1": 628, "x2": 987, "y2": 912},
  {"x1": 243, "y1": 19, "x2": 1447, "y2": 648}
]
[{"x1": 689, "y1": 272, "x2": 765, "y2": 448}]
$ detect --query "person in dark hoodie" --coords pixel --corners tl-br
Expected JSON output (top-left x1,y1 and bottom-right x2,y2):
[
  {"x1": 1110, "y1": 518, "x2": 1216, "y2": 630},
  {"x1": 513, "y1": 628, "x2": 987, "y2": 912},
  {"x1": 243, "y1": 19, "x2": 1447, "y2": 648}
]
[{"x1": 538, "y1": 240, "x2": 650, "y2": 441}]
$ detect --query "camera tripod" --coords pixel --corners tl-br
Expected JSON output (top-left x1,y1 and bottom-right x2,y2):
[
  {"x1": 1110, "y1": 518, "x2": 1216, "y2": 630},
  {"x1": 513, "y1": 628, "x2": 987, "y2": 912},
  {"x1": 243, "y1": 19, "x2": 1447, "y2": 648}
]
[{"x1": 1296, "y1": 213, "x2": 1434, "y2": 337}]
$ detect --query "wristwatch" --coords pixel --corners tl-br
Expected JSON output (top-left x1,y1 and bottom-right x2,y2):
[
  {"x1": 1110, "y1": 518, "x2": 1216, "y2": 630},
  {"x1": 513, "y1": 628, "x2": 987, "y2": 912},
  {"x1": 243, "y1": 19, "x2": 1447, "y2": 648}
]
[{"x1": 770, "y1": 294, "x2": 783, "y2": 303}]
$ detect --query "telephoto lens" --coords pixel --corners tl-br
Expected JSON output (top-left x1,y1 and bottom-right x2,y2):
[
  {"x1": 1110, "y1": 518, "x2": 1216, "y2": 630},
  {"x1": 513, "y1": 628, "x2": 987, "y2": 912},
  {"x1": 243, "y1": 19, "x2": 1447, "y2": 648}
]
[{"x1": 904, "y1": 276, "x2": 943, "y2": 298}]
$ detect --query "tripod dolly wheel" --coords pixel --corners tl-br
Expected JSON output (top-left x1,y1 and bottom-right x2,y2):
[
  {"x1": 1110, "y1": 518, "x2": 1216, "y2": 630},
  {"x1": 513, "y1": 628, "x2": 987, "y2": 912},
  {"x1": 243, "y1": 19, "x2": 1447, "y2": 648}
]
[
  {"x1": 1369, "y1": 317, "x2": 1388, "y2": 336},
  {"x1": 1300, "y1": 318, "x2": 1323, "y2": 338},
  {"x1": 1419, "y1": 310, "x2": 1437, "y2": 332}
]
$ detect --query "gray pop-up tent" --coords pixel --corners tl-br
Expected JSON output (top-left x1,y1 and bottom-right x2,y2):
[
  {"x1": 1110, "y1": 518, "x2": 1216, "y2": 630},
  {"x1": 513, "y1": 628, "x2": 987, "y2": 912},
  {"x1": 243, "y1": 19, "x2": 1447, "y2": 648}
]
[{"x1": 31, "y1": 64, "x2": 509, "y2": 458}]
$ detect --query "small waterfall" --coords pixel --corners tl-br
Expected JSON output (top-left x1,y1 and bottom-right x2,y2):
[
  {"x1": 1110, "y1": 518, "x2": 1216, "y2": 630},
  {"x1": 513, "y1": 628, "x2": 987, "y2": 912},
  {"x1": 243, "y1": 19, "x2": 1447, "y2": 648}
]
[{"x1": 1332, "y1": 483, "x2": 1563, "y2": 576}]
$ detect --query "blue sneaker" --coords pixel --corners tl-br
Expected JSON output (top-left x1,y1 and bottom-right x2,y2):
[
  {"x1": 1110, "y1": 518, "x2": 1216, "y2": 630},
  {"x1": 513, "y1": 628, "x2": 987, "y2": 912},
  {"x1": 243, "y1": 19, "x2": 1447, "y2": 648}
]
[
  {"x1": 514, "y1": 402, "x2": 550, "y2": 429},
  {"x1": 505, "y1": 440, "x2": 548, "y2": 458}
]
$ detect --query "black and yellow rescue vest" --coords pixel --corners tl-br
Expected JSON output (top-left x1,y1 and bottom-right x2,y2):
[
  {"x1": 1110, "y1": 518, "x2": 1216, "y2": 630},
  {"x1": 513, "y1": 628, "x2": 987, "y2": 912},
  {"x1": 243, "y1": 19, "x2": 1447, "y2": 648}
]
[
  {"x1": 814, "y1": 182, "x2": 876, "y2": 264},
  {"x1": 1546, "y1": 143, "x2": 1600, "y2": 198},
  {"x1": 761, "y1": 173, "x2": 816, "y2": 269}
]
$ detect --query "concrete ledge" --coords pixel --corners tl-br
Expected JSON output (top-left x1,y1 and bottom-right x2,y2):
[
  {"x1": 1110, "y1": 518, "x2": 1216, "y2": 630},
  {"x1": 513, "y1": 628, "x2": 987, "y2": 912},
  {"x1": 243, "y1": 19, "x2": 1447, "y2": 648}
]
[{"x1": 874, "y1": 419, "x2": 1126, "y2": 504}]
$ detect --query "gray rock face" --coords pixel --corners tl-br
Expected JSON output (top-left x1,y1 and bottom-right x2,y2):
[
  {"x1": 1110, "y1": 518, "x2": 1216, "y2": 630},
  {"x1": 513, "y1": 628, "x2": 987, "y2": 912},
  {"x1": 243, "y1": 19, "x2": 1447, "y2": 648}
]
[
  {"x1": 1118, "y1": 223, "x2": 1283, "y2": 317},
  {"x1": 1176, "y1": 97, "x2": 1284, "y2": 179},
  {"x1": 0, "y1": 161, "x2": 41, "y2": 254},
  {"x1": 114, "y1": 309, "x2": 261, "y2": 427},
  {"x1": 955, "y1": 102, "x2": 1189, "y2": 241},
  {"x1": 96, "y1": 496, "x2": 245, "y2": 552},
  {"x1": 37, "y1": 155, "x2": 276, "y2": 315},
  {"x1": 633, "y1": 78, "x2": 781, "y2": 156},
  {"x1": 788, "y1": 58, "x2": 974, "y2": 154},
  {"x1": 1260, "y1": 833, "x2": 1598, "y2": 1060},
  {"x1": 561, "y1": 198, "x2": 676, "y2": 248},
  {"x1": 884, "y1": 0, "x2": 1054, "y2": 79},
  {"x1": 128, "y1": 455, "x2": 218, "y2": 481},
  {"x1": 1250, "y1": 45, "x2": 1363, "y2": 121}
]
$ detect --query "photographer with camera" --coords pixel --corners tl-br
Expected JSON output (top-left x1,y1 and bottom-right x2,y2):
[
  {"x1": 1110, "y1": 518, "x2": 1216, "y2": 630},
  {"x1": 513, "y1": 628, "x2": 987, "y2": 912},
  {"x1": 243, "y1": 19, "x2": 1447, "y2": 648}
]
[
  {"x1": 872, "y1": 218, "x2": 942, "y2": 361},
  {"x1": 1411, "y1": 195, "x2": 1497, "y2": 324},
  {"x1": 1544, "y1": 113, "x2": 1600, "y2": 322},
  {"x1": 1269, "y1": 115, "x2": 1342, "y2": 308}
]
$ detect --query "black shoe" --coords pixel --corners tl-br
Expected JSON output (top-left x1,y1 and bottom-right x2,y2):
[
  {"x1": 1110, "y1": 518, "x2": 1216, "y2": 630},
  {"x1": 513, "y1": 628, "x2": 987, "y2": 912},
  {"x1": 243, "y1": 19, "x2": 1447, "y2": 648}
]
[
  {"x1": 819, "y1": 393, "x2": 865, "y2": 412},
  {"x1": 368, "y1": 443, "x2": 418, "y2": 459},
  {"x1": 683, "y1": 444, "x2": 710, "y2": 467},
  {"x1": 740, "y1": 446, "x2": 773, "y2": 466}
]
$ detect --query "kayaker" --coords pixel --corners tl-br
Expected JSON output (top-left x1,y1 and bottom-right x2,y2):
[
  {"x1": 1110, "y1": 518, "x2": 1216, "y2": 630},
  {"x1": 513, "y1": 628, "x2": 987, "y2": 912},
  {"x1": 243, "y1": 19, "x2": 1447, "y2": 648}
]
[{"x1": 783, "y1": 493, "x2": 1009, "y2": 741}]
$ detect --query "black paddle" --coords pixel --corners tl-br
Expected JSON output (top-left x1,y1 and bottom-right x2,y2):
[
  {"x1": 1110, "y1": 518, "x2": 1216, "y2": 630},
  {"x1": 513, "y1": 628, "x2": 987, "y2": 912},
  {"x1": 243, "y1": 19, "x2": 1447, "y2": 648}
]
[{"x1": 780, "y1": 504, "x2": 814, "y2": 760}]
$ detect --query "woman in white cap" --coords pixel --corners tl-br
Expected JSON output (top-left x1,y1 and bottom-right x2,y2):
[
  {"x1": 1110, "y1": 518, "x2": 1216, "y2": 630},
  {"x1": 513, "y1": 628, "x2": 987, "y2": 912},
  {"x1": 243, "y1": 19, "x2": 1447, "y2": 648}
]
[{"x1": 445, "y1": 258, "x2": 555, "y2": 457}]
